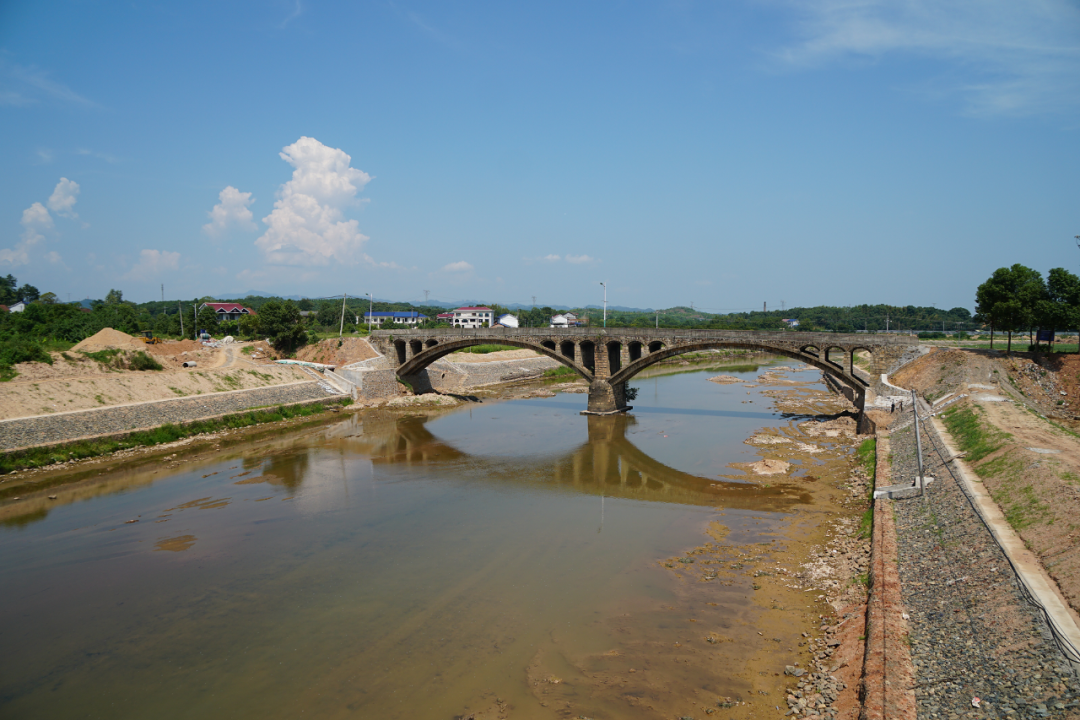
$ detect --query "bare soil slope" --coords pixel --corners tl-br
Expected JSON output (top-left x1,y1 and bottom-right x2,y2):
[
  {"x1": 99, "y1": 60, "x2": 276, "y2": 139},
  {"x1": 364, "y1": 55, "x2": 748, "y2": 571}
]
[
  {"x1": 294, "y1": 337, "x2": 379, "y2": 366},
  {"x1": 890, "y1": 346, "x2": 1080, "y2": 616}
]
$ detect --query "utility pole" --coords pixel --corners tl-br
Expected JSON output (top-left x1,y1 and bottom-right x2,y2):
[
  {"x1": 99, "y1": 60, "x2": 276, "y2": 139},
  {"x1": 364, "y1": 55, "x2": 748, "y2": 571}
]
[
  {"x1": 161, "y1": 284, "x2": 164, "y2": 302},
  {"x1": 655, "y1": 310, "x2": 659, "y2": 328},
  {"x1": 599, "y1": 282, "x2": 607, "y2": 328},
  {"x1": 367, "y1": 292, "x2": 373, "y2": 334},
  {"x1": 179, "y1": 300, "x2": 184, "y2": 337},
  {"x1": 781, "y1": 300, "x2": 785, "y2": 312},
  {"x1": 424, "y1": 289, "x2": 430, "y2": 304},
  {"x1": 532, "y1": 295, "x2": 536, "y2": 307},
  {"x1": 193, "y1": 300, "x2": 198, "y2": 340},
  {"x1": 339, "y1": 292, "x2": 347, "y2": 338},
  {"x1": 763, "y1": 301, "x2": 766, "y2": 313}
]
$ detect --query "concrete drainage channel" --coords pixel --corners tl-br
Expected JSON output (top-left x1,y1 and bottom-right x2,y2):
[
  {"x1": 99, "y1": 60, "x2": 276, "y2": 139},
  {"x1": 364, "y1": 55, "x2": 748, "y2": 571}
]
[{"x1": 862, "y1": 391, "x2": 1080, "y2": 720}]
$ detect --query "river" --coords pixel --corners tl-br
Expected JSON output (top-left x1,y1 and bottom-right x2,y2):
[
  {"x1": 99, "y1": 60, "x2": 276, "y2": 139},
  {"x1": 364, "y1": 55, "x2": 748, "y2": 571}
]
[{"x1": 0, "y1": 358, "x2": 856, "y2": 719}]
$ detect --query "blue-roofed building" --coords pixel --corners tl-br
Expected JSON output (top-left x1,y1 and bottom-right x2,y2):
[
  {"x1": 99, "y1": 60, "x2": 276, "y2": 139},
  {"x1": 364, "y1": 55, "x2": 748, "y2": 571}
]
[{"x1": 363, "y1": 311, "x2": 429, "y2": 327}]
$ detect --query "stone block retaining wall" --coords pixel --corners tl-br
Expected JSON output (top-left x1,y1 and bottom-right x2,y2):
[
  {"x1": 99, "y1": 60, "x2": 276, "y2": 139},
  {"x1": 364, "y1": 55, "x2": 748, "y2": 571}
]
[{"x1": 0, "y1": 381, "x2": 341, "y2": 452}]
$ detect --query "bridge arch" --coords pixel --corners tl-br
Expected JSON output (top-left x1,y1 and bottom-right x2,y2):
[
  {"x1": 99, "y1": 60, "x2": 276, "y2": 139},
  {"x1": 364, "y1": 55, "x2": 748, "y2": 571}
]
[
  {"x1": 607, "y1": 341, "x2": 868, "y2": 394},
  {"x1": 396, "y1": 337, "x2": 595, "y2": 381}
]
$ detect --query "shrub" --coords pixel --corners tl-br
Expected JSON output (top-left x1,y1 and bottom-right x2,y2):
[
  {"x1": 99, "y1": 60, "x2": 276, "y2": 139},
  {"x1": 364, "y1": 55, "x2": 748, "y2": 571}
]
[{"x1": 128, "y1": 350, "x2": 163, "y2": 371}]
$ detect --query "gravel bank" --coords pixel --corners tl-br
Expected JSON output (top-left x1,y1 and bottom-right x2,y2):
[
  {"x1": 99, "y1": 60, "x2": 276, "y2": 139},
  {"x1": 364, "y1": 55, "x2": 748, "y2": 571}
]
[
  {"x1": 889, "y1": 407, "x2": 1080, "y2": 719},
  {"x1": 0, "y1": 381, "x2": 339, "y2": 451}
]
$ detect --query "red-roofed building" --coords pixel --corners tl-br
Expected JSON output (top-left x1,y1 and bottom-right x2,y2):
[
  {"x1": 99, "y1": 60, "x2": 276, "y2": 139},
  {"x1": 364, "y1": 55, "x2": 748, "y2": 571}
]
[
  {"x1": 199, "y1": 302, "x2": 257, "y2": 321},
  {"x1": 451, "y1": 306, "x2": 494, "y2": 328}
]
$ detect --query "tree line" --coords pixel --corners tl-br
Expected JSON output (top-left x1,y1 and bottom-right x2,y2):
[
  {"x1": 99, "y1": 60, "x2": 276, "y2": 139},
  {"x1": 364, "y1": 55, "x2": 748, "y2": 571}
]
[{"x1": 975, "y1": 265, "x2": 1079, "y2": 352}]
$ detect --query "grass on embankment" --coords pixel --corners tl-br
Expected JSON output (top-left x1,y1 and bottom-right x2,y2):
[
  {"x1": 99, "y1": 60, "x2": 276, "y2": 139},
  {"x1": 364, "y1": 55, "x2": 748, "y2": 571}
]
[
  {"x1": 940, "y1": 405, "x2": 1050, "y2": 530},
  {"x1": 454, "y1": 344, "x2": 518, "y2": 354},
  {"x1": 0, "y1": 399, "x2": 351, "y2": 475},
  {"x1": 856, "y1": 437, "x2": 876, "y2": 538},
  {"x1": 940, "y1": 405, "x2": 1008, "y2": 462}
]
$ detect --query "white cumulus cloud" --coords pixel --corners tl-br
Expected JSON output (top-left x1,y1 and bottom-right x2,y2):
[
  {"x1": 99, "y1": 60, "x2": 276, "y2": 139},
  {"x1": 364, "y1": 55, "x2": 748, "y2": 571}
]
[
  {"x1": 440, "y1": 261, "x2": 474, "y2": 272},
  {"x1": 255, "y1": 137, "x2": 372, "y2": 266},
  {"x1": 47, "y1": 177, "x2": 80, "y2": 218},
  {"x1": 203, "y1": 186, "x2": 256, "y2": 238},
  {"x1": 0, "y1": 202, "x2": 53, "y2": 267},
  {"x1": 126, "y1": 249, "x2": 181, "y2": 278}
]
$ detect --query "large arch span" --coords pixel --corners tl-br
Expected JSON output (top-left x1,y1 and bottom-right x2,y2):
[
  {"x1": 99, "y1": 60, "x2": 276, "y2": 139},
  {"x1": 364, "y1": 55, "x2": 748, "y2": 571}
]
[
  {"x1": 395, "y1": 337, "x2": 595, "y2": 382},
  {"x1": 609, "y1": 341, "x2": 867, "y2": 393}
]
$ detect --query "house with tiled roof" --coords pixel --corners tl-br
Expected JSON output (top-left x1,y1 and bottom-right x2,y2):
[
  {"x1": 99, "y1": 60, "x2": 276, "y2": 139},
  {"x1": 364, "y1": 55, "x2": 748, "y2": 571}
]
[{"x1": 199, "y1": 302, "x2": 257, "y2": 321}]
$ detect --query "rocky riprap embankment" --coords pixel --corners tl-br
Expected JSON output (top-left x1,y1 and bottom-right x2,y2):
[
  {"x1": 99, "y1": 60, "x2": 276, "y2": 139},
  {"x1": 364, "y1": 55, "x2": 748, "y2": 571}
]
[
  {"x1": 782, "y1": 451, "x2": 873, "y2": 719},
  {"x1": 890, "y1": 409, "x2": 1080, "y2": 719},
  {"x1": 0, "y1": 382, "x2": 338, "y2": 451}
]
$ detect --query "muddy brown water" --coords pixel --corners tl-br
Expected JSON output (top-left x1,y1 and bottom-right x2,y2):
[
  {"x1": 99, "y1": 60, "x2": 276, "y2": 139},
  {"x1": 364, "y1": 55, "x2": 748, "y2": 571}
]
[{"x1": 0, "y1": 360, "x2": 851, "y2": 719}]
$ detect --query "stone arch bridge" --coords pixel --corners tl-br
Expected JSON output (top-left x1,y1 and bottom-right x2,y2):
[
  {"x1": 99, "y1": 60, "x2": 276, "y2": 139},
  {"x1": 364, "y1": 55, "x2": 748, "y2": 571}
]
[{"x1": 369, "y1": 327, "x2": 917, "y2": 420}]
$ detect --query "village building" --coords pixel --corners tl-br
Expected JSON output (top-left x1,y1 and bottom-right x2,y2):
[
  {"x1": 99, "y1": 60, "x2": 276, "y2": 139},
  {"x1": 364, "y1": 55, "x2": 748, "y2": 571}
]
[
  {"x1": 452, "y1": 306, "x2": 494, "y2": 328},
  {"x1": 199, "y1": 302, "x2": 256, "y2": 322},
  {"x1": 363, "y1": 311, "x2": 428, "y2": 327}
]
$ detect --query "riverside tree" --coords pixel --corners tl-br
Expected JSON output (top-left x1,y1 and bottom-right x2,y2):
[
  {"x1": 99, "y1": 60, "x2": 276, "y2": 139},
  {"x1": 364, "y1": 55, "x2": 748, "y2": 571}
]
[
  {"x1": 975, "y1": 265, "x2": 1045, "y2": 352},
  {"x1": 257, "y1": 299, "x2": 308, "y2": 354}
]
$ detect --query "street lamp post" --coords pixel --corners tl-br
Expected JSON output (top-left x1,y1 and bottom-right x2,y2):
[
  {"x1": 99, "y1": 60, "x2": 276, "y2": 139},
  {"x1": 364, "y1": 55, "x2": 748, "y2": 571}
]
[{"x1": 599, "y1": 282, "x2": 607, "y2": 328}]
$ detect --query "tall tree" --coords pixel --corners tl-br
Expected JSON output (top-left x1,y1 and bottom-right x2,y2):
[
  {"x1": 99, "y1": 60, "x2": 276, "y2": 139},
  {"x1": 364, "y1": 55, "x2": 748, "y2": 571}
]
[
  {"x1": 258, "y1": 300, "x2": 308, "y2": 354},
  {"x1": 1041, "y1": 268, "x2": 1080, "y2": 349},
  {"x1": 975, "y1": 264, "x2": 1046, "y2": 353}
]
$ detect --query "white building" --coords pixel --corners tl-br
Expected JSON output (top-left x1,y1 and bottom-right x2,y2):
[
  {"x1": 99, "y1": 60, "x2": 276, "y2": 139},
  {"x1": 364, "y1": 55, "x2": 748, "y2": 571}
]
[
  {"x1": 452, "y1": 306, "x2": 494, "y2": 328},
  {"x1": 8, "y1": 301, "x2": 26, "y2": 313},
  {"x1": 494, "y1": 314, "x2": 519, "y2": 328}
]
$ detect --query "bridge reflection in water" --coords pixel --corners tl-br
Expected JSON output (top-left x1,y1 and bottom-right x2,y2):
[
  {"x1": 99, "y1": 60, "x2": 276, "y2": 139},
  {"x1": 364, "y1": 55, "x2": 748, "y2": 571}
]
[{"x1": 329, "y1": 413, "x2": 811, "y2": 513}]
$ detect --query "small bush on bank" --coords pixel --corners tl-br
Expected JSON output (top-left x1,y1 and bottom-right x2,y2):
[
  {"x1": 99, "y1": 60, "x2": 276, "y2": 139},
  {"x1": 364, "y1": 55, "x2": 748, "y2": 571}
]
[
  {"x1": 0, "y1": 338, "x2": 55, "y2": 381},
  {"x1": 128, "y1": 351, "x2": 163, "y2": 371}
]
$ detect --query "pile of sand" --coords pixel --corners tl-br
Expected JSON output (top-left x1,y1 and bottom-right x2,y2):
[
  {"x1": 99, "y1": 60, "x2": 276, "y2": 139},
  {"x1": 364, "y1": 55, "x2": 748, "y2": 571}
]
[
  {"x1": 147, "y1": 339, "x2": 202, "y2": 358},
  {"x1": 71, "y1": 328, "x2": 145, "y2": 352},
  {"x1": 708, "y1": 375, "x2": 743, "y2": 384}
]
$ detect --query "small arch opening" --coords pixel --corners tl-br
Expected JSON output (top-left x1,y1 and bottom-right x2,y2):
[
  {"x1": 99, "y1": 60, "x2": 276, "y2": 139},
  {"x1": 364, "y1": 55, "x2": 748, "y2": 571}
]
[
  {"x1": 541, "y1": 340, "x2": 556, "y2": 351},
  {"x1": 394, "y1": 341, "x2": 407, "y2": 364},
  {"x1": 629, "y1": 341, "x2": 643, "y2": 363},
  {"x1": 648, "y1": 341, "x2": 663, "y2": 354},
  {"x1": 560, "y1": 341, "x2": 576, "y2": 361},
  {"x1": 580, "y1": 341, "x2": 596, "y2": 374},
  {"x1": 425, "y1": 339, "x2": 438, "y2": 348},
  {"x1": 607, "y1": 342, "x2": 622, "y2": 374},
  {"x1": 409, "y1": 340, "x2": 423, "y2": 357}
]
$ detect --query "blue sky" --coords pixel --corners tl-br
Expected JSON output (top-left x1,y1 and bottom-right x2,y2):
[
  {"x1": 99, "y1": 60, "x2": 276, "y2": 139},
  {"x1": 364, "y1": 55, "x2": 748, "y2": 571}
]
[{"x1": 2, "y1": 1, "x2": 1078, "y2": 310}]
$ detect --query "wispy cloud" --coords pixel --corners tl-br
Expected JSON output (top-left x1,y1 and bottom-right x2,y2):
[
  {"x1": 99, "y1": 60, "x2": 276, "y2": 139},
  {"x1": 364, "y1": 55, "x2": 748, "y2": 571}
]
[
  {"x1": 125, "y1": 249, "x2": 181, "y2": 279},
  {"x1": 1, "y1": 62, "x2": 97, "y2": 108},
  {"x1": 439, "y1": 260, "x2": 474, "y2": 273},
  {"x1": 280, "y1": 0, "x2": 303, "y2": 28},
  {"x1": 523, "y1": 253, "x2": 598, "y2": 265},
  {"x1": 77, "y1": 148, "x2": 119, "y2": 164},
  {"x1": 770, "y1": 0, "x2": 1080, "y2": 115}
]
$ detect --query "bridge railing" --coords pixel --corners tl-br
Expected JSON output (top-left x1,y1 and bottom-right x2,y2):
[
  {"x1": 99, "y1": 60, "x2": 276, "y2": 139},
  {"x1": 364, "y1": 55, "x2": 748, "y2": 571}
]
[{"x1": 371, "y1": 327, "x2": 916, "y2": 346}]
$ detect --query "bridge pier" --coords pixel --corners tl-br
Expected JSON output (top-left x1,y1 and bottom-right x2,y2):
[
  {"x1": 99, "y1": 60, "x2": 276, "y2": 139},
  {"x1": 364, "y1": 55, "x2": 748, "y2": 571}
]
[{"x1": 583, "y1": 379, "x2": 631, "y2": 415}]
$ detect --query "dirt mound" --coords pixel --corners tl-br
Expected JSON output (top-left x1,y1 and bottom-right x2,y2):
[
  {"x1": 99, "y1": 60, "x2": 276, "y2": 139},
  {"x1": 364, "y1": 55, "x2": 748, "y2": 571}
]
[
  {"x1": 294, "y1": 337, "x2": 378, "y2": 366},
  {"x1": 71, "y1": 328, "x2": 143, "y2": 352},
  {"x1": 708, "y1": 375, "x2": 743, "y2": 384},
  {"x1": 147, "y1": 339, "x2": 201, "y2": 358}
]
